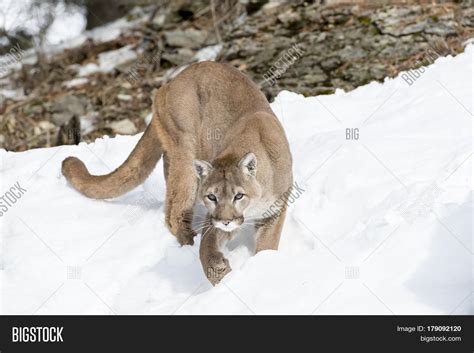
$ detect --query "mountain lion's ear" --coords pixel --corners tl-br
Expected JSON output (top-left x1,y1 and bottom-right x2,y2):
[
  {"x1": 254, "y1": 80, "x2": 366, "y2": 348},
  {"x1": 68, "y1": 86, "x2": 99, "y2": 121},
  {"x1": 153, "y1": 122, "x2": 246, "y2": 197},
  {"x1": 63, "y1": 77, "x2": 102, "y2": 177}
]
[
  {"x1": 193, "y1": 160, "x2": 213, "y2": 179},
  {"x1": 239, "y1": 152, "x2": 257, "y2": 177}
]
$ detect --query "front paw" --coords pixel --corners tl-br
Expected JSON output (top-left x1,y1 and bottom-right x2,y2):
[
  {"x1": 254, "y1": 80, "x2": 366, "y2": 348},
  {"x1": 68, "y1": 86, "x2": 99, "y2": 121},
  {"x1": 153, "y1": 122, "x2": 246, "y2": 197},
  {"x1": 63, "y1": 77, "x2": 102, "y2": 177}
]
[
  {"x1": 204, "y1": 254, "x2": 232, "y2": 286},
  {"x1": 176, "y1": 228, "x2": 197, "y2": 246}
]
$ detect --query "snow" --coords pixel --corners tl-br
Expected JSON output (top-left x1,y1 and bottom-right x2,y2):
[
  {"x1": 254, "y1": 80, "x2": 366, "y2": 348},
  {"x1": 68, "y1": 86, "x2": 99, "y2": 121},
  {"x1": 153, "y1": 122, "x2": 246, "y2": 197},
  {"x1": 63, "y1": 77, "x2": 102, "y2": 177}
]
[
  {"x1": 42, "y1": 7, "x2": 147, "y2": 55},
  {"x1": 0, "y1": 0, "x2": 86, "y2": 46},
  {"x1": 77, "y1": 63, "x2": 100, "y2": 77},
  {"x1": 0, "y1": 88, "x2": 25, "y2": 101},
  {"x1": 63, "y1": 77, "x2": 88, "y2": 88},
  {"x1": 97, "y1": 45, "x2": 138, "y2": 73},
  {"x1": 0, "y1": 45, "x2": 472, "y2": 315},
  {"x1": 0, "y1": 3, "x2": 147, "y2": 83},
  {"x1": 76, "y1": 45, "x2": 138, "y2": 77},
  {"x1": 194, "y1": 44, "x2": 223, "y2": 62},
  {"x1": 161, "y1": 45, "x2": 223, "y2": 83}
]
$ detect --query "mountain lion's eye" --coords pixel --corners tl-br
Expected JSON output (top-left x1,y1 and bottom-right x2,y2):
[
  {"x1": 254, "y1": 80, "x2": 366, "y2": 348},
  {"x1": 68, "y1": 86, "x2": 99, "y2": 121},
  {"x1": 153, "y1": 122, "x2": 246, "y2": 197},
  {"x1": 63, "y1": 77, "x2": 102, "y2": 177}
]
[
  {"x1": 234, "y1": 193, "x2": 244, "y2": 200},
  {"x1": 207, "y1": 194, "x2": 217, "y2": 202}
]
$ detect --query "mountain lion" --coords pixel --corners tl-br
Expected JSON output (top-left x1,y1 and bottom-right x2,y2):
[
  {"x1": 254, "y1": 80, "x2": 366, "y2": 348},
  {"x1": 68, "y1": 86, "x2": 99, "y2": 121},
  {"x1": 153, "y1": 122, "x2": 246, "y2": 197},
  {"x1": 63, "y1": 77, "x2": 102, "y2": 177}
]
[{"x1": 62, "y1": 61, "x2": 293, "y2": 285}]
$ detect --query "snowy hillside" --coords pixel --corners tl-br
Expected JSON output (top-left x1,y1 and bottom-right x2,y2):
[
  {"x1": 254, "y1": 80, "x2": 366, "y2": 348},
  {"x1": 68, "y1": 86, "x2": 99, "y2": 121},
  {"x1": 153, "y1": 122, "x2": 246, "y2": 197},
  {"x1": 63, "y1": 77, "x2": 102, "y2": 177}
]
[{"x1": 1, "y1": 45, "x2": 472, "y2": 315}]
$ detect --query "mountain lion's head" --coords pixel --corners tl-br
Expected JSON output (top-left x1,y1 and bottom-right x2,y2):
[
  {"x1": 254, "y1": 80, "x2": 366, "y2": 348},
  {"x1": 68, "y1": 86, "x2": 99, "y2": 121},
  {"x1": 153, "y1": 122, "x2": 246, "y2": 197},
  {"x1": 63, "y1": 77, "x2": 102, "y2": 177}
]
[{"x1": 193, "y1": 153, "x2": 262, "y2": 232}]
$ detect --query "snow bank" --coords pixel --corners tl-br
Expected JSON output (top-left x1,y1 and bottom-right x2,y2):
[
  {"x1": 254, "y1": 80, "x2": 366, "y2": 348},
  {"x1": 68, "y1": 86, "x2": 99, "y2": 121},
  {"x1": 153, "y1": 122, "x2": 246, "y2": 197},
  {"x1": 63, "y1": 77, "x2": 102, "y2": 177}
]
[{"x1": 0, "y1": 46, "x2": 472, "y2": 315}]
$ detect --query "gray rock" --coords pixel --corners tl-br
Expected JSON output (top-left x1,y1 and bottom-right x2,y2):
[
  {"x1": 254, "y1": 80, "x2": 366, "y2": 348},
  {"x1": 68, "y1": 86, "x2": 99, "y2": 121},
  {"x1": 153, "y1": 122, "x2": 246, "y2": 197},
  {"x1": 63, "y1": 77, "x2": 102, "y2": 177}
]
[
  {"x1": 277, "y1": 10, "x2": 302, "y2": 26},
  {"x1": 23, "y1": 103, "x2": 43, "y2": 115},
  {"x1": 373, "y1": 6, "x2": 420, "y2": 23},
  {"x1": 461, "y1": 8, "x2": 474, "y2": 27},
  {"x1": 52, "y1": 112, "x2": 73, "y2": 126},
  {"x1": 164, "y1": 29, "x2": 207, "y2": 49},
  {"x1": 315, "y1": 32, "x2": 328, "y2": 43},
  {"x1": 301, "y1": 67, "x2": 328, "y2": 85},
  {"x1": 374, "y1": 6, "x2": 424, "y2": 36},
  {"x1": 338, "y1": 46, "x2": 367, "y2": 61},
  {"x1": 51, "y1": 94, "x2": 89, "y2": 125},
  {"x1": 425, "y1": 21, "x2": 457, "y2": 36},
  {"x1": 303, "y1": 6, "x2": 323, "y2": 23},
  {"x1": 162, "y1": 48, "x2": 195, "y2": 65},
  {"x1": 320, "y1": 56, "x2": 342, "y2": 71},
  {"x1": 384, "y1": 20, "x2": 427, "y2": 36},
  {"x1": 108, "y1": 119, "x2": 137, "y2": 135},
  {"x1": 369, "y1": 64, "x2": 387, "y2": 81}
]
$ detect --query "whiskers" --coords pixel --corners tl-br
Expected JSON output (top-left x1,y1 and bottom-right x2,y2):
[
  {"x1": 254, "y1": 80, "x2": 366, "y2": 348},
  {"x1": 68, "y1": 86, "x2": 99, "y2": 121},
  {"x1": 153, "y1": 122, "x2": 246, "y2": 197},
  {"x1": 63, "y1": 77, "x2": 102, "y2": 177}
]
[
  {"x1": 200, "y1": 224, "x2": 214, "y2": 239},
  {"x1": 192, "y1": 216, "x2": 214, "y2": 238},
  {"x1": 191, "y1": 214, "x2": 268, "y2": 237},
  {"x1": 240, "y1": 216, "x2": 266, "y2": 228},
  {"x1": 193, "y1": 220, "x2": 211, "y2": 232}
]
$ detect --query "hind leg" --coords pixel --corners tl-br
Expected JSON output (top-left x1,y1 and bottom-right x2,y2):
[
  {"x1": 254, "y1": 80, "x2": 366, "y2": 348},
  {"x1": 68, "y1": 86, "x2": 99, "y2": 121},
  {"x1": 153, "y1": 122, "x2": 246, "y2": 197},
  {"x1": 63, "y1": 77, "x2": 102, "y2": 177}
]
[{"x1": 164, "y1": 151, "x2": 198, "y2": 245}]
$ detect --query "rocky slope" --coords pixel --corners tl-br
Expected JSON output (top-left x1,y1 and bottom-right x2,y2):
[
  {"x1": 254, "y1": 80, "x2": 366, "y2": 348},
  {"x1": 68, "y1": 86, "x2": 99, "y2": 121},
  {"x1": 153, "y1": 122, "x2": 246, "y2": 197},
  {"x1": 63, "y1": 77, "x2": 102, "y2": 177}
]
[{"x1": 0, "y1": 0, "x2": 473, "y2": 151}]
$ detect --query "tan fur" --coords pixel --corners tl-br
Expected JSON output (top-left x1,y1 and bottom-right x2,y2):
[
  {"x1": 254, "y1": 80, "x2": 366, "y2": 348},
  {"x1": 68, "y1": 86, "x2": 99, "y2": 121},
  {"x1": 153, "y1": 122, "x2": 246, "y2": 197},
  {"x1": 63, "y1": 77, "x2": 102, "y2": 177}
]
[{"x1": 62, "y1": 61, "x2": 293, "y2": 285}]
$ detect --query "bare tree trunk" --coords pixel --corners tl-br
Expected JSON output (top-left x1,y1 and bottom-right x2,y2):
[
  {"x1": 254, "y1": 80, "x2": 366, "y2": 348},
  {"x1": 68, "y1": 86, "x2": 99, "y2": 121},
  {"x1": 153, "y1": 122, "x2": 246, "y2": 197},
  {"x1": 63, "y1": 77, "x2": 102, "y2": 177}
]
[{"x1": 85, "y1": 0, "x2": 131, "y2": 29}]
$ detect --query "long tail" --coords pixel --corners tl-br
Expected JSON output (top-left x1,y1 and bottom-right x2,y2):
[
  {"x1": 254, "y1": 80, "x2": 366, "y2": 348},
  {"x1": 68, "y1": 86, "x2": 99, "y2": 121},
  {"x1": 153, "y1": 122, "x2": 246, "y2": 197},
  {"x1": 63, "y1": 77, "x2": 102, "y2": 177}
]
[{"x1": 62, "y1": 123, "x2": 162, "y2": 199}]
